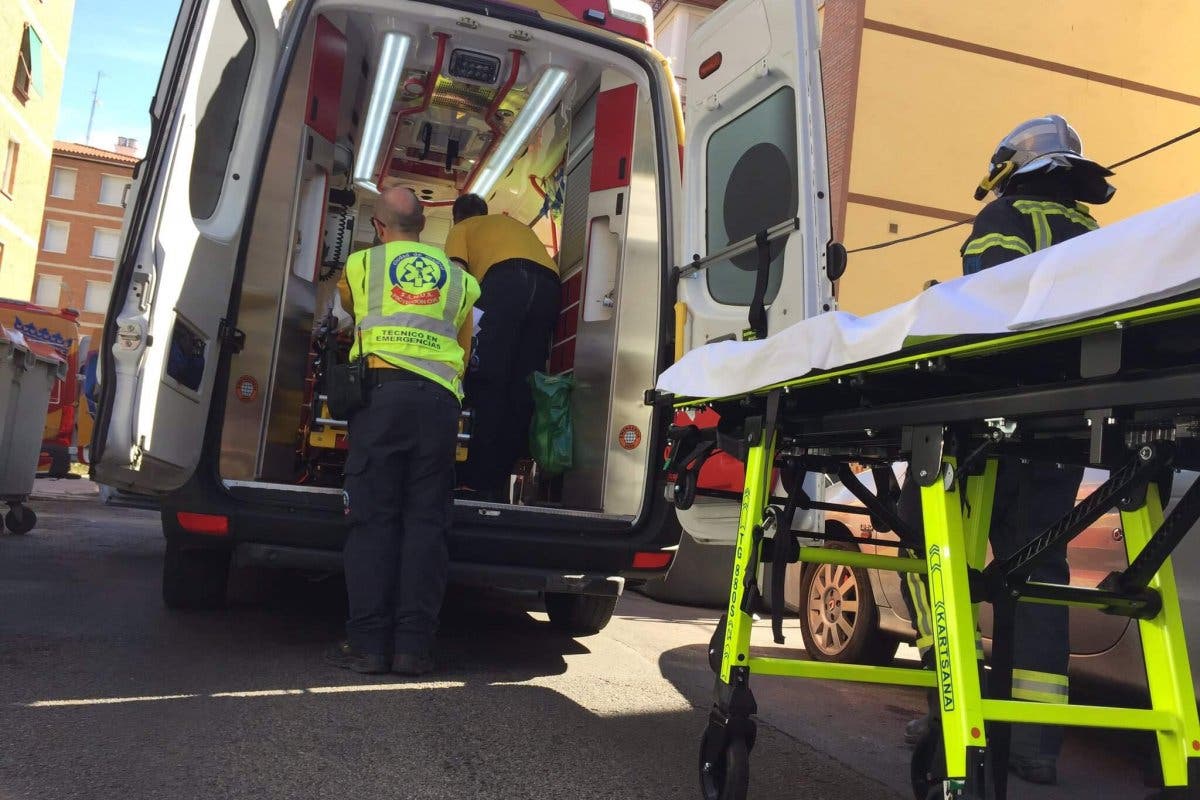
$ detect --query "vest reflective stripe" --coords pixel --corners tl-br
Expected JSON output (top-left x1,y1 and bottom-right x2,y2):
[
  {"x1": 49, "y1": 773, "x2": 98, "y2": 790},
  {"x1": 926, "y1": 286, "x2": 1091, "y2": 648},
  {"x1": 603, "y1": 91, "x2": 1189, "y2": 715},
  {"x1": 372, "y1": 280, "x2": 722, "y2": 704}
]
[
  {"x1": 963, "y1": 232, "x2": 1032, "y2": 258},
  {"x1": 1011, "y1": 668, "x2": 1069, "y2": 704},
  {"x1": 348, "y1": 242, "x2": 479, "y2": 399}
]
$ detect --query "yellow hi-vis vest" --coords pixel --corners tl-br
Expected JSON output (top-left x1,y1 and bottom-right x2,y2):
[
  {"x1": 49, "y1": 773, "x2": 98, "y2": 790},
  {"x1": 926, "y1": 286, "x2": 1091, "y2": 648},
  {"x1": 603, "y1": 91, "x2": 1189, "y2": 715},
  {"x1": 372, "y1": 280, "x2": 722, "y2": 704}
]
[{"x1": 345, "y1": 241, "x2": 480, "y2": 400}]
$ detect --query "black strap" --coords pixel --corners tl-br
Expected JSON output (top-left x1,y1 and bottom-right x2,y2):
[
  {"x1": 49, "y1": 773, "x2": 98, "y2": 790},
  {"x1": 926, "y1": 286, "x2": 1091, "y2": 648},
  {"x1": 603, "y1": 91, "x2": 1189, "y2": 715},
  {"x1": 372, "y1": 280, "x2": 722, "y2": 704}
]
[
  {"x1": 770, "y1": 467, "x2": 805, "y2": 644},
  {"x1": 747, "y1": 229, "x2": 772, "y2": 340}
]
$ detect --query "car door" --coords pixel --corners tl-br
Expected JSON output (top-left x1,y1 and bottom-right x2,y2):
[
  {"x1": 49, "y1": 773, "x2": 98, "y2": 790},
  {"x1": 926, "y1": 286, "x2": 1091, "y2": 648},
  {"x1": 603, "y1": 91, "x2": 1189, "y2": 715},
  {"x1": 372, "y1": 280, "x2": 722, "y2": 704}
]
[
  {"x1": 91, "y1": 0, "x2": 284, "y2": 493},
  {"x1": 672, "y1": 0, "x2": 833, "y2": 546}
]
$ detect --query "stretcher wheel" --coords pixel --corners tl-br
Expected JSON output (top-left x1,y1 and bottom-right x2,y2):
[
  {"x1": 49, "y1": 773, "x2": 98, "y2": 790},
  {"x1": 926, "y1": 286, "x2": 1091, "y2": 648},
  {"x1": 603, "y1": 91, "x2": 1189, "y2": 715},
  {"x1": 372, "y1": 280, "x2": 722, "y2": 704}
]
[
  {"x1": 708, "y1": 614, "x2": 727, "y2": 674},
  {"x1": 5, "y1": 504, "x2": 36, "y2": 535},
  {"x1": 672, "y1": 471, "x2": 698, "y2": 511},
  {"x1": 699, "y1": 725, "x2": 750, "y2": 800},
  {"x1": 910, "y1": 724, "x2": 941, "y2": 800}
]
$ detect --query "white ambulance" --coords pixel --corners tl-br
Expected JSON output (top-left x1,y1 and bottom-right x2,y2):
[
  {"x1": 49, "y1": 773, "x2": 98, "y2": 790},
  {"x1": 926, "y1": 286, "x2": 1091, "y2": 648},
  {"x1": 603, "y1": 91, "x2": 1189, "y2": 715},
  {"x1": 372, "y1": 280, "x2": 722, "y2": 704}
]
[{"x1": 91, "y1": 0, "x2": 835, "y2": 630}]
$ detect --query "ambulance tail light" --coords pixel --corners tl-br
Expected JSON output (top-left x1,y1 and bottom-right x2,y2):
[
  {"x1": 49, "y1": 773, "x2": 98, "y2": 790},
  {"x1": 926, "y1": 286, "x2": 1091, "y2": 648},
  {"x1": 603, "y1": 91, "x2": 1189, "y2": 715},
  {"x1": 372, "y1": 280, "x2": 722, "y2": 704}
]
[
  {"x1": 177, "y1": 512, "x2": 230, "y2": 537},
  {"x1": 607, "y1": 0, "x2": 654, "y2": 43},
  {"x1": 631, "y1": 550, "x2": 674, "y2": 570},
  {"x1": 698, "y1": 52, "x2": 722, "y2": 80}
]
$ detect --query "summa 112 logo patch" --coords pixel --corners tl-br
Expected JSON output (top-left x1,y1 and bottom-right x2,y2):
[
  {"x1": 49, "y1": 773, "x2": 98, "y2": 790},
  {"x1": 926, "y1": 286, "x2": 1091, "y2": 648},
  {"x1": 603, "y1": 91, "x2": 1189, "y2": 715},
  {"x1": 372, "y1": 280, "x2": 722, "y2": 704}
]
[{"x1": 389, "y1": 252, "x2": 447, "y2": 305}]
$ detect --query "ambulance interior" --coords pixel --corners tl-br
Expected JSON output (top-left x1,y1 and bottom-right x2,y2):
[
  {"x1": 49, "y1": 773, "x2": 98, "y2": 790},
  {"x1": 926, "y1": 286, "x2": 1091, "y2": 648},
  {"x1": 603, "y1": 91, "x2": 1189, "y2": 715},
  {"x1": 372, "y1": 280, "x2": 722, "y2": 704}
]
[{"x1": 218, "y1": 4, "x2": 665, "y2": 519}]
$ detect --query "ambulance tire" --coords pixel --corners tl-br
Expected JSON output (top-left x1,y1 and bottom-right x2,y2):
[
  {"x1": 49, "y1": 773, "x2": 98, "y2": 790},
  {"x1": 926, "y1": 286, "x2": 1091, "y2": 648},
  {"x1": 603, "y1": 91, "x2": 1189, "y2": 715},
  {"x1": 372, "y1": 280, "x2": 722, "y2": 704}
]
[
  {"x1": 699, "y1": 725, "x2": 750, "y2": 800},
  {"x1": 544, "y1": 593, "x2": 617, "y2": 635},
  {"x1": 162, "y1": 540, "x2": 231, "y2": 610}
]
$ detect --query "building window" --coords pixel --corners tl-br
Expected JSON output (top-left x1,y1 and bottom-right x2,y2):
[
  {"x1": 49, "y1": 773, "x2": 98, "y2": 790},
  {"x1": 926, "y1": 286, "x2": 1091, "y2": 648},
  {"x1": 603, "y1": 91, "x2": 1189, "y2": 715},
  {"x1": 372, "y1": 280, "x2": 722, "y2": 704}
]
[
  {"x1": 34, "y1": 275, "x2": 62, "y2": 308},
  {"x1": 13, "y1": 24, "x2": 45, "y2": 102},
  {"x1": 92, "y1": 229, "x2": 120, "y2": 260},
  {"x1": 42, "y1": 220, "x2": 69, "y2": 253},
  {"x1": 98, "y1": 175, "x2": 128, "y2": 206},
  {"x1": 84, "y1": 281, "x2": 111, "y2": 313},
  {"x1": 2, "y1": 140, "x2": 18, "y2": 197},
  {"x1": 49, "y1": 167, "x2": 78, "y2": 200}
]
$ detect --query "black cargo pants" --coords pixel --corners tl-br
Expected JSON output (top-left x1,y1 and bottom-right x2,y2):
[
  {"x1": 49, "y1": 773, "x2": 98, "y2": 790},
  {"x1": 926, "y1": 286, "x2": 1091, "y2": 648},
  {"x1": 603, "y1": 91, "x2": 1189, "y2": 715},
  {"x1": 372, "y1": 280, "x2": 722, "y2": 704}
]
[
  {"x1": 342, "y1": 372, "x2": 460, "y2": 658},
  {"x1": 461, "y1": 258, "x2": 560, "y2": 498},
  {"x1": 898, "y1": 460, "x2": 1079, "y2": 761}
]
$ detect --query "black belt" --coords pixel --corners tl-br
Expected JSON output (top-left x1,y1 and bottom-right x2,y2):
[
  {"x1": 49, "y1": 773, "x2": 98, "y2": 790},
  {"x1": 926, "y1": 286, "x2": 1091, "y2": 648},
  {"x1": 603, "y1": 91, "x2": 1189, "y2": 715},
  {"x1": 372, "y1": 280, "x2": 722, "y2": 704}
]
[{"x1": 367, "y1": 367, "x2": 428, "y2": 386}]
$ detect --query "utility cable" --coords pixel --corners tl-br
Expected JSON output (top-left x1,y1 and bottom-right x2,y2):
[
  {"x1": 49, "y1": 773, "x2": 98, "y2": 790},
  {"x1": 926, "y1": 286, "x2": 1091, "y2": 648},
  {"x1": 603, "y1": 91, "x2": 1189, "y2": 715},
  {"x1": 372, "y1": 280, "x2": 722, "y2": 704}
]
[{"x1": 845, "y1": 124, "x2": 1200, "y2": 254}]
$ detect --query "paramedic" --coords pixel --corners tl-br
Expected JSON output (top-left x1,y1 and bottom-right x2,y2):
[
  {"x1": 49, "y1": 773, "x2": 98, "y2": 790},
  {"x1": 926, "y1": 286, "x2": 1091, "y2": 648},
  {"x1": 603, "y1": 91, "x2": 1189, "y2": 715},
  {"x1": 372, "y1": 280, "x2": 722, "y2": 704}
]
[
  {"x1": 444, "y1": 193, "x2": 561, "y2": 502},
  {"x1": 326, "y1": 186, "x2": 480, "y2": 675},
  {"x1": 901, "y1": 114, "x2": 1115, "y2": 785}
]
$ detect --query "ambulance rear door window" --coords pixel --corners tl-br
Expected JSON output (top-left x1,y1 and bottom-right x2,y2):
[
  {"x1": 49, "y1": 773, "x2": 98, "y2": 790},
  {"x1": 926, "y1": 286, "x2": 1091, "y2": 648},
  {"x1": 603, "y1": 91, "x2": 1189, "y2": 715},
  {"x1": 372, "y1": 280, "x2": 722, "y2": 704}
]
[{"x1": 704, "y1": 87, "x2": 798, "y2": 306}]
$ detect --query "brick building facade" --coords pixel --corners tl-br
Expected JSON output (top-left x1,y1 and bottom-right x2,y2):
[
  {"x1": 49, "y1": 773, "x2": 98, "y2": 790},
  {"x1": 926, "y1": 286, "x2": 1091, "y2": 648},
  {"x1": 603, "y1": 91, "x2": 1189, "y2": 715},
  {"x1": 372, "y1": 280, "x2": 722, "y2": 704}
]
[{"x1": 33, "y1": 140, "x2": 135, "y2": 335}]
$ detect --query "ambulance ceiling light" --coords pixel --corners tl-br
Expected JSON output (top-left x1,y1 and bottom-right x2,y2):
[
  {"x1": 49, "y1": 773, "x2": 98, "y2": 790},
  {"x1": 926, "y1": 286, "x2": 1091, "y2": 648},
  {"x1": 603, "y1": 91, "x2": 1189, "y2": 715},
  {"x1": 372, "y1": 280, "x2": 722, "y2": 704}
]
[
  {"x1": 353, "y1": 31, "x2": 414, "y2": 194},
  {"x1": 467, "y1": 66, "x2": 570, "y2": 199}
]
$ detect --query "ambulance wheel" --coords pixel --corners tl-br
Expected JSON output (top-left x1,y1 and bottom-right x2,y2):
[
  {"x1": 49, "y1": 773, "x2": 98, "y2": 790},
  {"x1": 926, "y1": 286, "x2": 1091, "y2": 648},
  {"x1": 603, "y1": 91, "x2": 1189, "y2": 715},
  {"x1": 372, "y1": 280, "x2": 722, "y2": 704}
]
[
  {"x1": 5, "y1": 504, "x2": 36, "y2": 535},
  {"x1": 162, "y1": 540, "x2": 231, "y2": 610},
  {"x1": 699, "y1": 726, "x2": 750, "y2": 800},
  {"x1": 544, "y1": 593, "x2": 616, "y2": 635},
  {"x1": 708, "y1": 614, "x2": 728, "y2": 674}
]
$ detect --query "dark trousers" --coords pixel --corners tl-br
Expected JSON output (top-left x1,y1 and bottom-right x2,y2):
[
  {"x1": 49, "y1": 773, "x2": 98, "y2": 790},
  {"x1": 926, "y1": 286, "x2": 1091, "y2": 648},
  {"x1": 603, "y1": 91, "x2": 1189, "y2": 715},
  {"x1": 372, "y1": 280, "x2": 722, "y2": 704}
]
[
  {"x1": 342, "y1": 376, "x2": 460, "y2": 657},
  {"x1": 898, "y1": 460, "x2": 1079, "y2": 760},
  {"x1": 461, "y1": 259, "x2": 561, "y2": 497}
]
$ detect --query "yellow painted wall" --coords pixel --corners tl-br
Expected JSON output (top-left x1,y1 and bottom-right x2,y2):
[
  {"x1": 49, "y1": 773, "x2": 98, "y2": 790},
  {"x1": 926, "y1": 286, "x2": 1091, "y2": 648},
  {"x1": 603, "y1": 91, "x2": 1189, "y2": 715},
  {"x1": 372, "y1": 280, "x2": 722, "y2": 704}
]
[
  {"x1": 0, "y1": 0, "x2": 75, "y2": 301},
  {"x1": 838, "y1": 1, "x2": 1200, "y2": 315}
]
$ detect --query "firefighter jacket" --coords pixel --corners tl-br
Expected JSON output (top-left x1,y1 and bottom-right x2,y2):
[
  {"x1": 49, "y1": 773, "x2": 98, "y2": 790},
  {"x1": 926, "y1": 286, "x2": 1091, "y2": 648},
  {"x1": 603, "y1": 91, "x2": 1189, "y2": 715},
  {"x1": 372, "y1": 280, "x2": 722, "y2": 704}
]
[{"x1": 961, "y1": 192, "x2": 1099, "y2": 276}]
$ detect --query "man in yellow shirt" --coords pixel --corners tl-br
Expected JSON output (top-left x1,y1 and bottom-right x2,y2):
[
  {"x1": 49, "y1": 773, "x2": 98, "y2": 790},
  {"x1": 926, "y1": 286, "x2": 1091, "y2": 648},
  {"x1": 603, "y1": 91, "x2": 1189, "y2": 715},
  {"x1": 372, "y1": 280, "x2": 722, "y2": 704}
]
[
  {"x1": 326, "y1": 187, "x2": 479, "y2": 676},
  {"x1": 443, "y1": 193, "x2": 560, "y2": 502}
]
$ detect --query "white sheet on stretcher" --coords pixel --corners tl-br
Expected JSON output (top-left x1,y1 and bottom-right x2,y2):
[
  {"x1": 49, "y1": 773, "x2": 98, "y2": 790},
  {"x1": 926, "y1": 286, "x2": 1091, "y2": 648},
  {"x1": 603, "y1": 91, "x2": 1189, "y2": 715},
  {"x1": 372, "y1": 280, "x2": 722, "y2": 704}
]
[{"x1": 657, "y1": 191, "x2": 1200, "y2": 399}]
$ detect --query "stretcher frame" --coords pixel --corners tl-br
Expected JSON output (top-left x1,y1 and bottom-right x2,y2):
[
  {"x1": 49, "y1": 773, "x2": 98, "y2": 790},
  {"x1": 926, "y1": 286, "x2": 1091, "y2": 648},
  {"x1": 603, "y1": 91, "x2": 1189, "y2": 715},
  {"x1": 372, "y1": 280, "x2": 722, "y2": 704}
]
[{"x1": 656, "y1": 296, "x2": 1200, "y2": 800}]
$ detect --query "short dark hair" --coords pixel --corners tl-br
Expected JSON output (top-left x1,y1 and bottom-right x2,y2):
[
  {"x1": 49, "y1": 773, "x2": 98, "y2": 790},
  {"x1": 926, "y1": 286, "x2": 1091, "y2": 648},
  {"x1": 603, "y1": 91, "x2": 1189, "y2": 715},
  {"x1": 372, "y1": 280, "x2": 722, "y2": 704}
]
[{"x1": 453, "y1": 193, "x2": 488, "y2": 223}]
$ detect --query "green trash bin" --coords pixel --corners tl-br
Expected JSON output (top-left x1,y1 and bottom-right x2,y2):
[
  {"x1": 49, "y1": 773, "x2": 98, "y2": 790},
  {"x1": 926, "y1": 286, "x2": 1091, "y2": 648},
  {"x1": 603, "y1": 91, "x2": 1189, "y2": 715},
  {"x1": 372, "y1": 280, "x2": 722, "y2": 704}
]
[{"x1": 0, "y1": 324, "x2": 66, "y2": 534}]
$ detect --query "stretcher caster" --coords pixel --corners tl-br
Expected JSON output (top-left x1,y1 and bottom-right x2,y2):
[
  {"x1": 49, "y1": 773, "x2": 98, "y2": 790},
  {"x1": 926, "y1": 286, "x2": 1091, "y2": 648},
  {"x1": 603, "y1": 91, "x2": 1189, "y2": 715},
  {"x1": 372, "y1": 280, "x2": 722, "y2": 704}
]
[
  {"x1": 4, "y1": 503, "x2": 36, "y2": 535},
  {"x1": 699, "y1": 722, "x2": 751, "y2": 800},
  {"x1": 708, "y1": 614, "x2": 727, "y2": 674}
]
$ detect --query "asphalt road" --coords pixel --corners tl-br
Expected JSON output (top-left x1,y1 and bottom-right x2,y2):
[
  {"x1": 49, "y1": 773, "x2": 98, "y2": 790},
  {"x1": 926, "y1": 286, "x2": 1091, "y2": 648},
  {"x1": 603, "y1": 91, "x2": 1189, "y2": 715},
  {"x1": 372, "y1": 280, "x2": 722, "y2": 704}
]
[{"x1": 0, "y1": 496, "x2": 1166, "y2": 799}]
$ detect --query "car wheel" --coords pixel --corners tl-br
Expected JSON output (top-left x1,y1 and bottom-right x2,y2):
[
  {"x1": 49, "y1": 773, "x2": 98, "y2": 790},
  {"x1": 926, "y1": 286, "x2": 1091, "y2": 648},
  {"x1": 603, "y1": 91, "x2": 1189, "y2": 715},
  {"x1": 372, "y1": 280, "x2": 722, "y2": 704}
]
[
  {"x1": 162, "y1": 539, "x2": 231, "y2": 610},
  {"x1": 544, "y1": 593, "x2": 617, "y2": 635},
  {"x1": 798, "y1": 542, "x2": 898, "y2": 665}
]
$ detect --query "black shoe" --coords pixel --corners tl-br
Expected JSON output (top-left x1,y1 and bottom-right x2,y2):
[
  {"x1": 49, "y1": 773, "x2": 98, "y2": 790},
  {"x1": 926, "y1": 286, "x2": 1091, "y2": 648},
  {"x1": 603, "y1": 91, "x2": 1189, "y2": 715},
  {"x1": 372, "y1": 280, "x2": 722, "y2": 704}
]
[
  {"x1": 1010, "y1": 756, "x2": 1057, "y2": 785},
  {"x1": 324, "y1": 641, "x2": 390, "y2": 674},
  {"x1": 904, "y1": 714, "x2": 931, "y2": 747},
  {"x1": 392, "y1": 652, "x2": 436, "y2": 676}
]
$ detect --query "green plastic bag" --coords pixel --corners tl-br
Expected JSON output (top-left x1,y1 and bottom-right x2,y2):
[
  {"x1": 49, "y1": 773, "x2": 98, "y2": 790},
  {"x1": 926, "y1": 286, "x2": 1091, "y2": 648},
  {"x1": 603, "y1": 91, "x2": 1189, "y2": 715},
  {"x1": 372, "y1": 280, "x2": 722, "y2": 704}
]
[{"x1": 528, "y1": 371, "x2": 574, "y2": 476}]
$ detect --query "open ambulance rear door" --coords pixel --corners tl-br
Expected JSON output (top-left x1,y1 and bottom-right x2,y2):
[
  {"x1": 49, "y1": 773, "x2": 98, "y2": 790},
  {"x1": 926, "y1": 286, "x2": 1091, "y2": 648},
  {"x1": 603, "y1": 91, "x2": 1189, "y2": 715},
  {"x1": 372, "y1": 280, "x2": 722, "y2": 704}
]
[
  {"x1": 673, "y1": 0, "x2": 833, "y2": 544},
  {"x1": 92, "y1": 0, "x2": 284, "y2": 493}
]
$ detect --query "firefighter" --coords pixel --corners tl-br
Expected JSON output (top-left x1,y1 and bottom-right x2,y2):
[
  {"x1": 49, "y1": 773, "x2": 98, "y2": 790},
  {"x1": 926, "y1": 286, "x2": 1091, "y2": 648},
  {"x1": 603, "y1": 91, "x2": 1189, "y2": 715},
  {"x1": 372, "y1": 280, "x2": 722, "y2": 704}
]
[
  {"x1": 902, "y1": 114, "x2": 1115, "y2": 785},
  {"x1": 326, "y1": 187, "x2": 480, "y2": 675},
  {"x1": 444, "y1": 193, "x2": 561, "y2": 502}
]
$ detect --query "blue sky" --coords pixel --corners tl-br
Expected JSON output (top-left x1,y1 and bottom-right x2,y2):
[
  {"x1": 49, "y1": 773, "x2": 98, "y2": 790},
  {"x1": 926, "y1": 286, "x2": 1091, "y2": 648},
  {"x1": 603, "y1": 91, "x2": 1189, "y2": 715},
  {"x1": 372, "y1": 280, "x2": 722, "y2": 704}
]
[{"x1": 55, "y1": 0, "x2": 182, "y2": 154}]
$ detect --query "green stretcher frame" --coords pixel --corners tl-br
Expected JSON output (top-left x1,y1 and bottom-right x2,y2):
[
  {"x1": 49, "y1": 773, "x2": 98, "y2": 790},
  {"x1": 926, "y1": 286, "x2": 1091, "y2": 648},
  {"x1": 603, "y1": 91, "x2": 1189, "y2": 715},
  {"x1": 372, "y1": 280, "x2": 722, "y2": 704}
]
[{"x1": 678, "y1": 296, "x2": 1200, "y2": 798}]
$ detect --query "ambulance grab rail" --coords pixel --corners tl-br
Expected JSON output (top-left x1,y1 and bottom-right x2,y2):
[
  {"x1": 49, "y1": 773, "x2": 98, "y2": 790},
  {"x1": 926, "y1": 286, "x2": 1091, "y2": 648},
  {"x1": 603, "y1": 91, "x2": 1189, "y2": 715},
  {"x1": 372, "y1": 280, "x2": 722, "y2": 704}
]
[{"x1": 674, "y1": 217, "x2": 799, "y2": 280}]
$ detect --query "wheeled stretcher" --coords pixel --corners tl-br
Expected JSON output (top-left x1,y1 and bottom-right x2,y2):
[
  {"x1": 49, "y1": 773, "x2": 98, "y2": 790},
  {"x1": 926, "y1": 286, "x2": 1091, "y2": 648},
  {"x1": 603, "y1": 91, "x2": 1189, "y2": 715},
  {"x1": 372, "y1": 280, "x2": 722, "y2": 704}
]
[{"x1": 652, "y1": 193, "x2": 1200, "y2": 799}]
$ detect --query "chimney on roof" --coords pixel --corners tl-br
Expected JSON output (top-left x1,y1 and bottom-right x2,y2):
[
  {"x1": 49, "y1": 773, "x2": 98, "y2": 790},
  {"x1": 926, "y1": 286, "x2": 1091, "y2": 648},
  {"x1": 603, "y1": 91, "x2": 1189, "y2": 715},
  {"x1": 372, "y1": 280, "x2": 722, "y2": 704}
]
[{"x1": 115, "y1": 136, "x2": 138, "y2": 156}]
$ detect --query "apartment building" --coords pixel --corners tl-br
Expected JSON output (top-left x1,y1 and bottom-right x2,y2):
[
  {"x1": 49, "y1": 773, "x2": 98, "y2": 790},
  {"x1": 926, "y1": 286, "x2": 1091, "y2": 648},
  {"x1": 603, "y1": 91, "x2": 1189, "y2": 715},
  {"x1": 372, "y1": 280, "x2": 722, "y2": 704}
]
[
  {"x1": 0, "y1": 0, "x2": 75, "y2": 300},
  {"x1": 32, "y1": 139, "x2": 135, "y2": 334}
]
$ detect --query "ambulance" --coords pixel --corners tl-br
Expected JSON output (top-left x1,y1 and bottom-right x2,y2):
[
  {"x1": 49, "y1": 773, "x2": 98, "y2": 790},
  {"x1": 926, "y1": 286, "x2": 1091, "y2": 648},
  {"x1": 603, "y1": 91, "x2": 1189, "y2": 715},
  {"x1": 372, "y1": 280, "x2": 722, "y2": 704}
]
[{"x1": 90, "y1": 0, "x2": 836, "y2": 629}]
